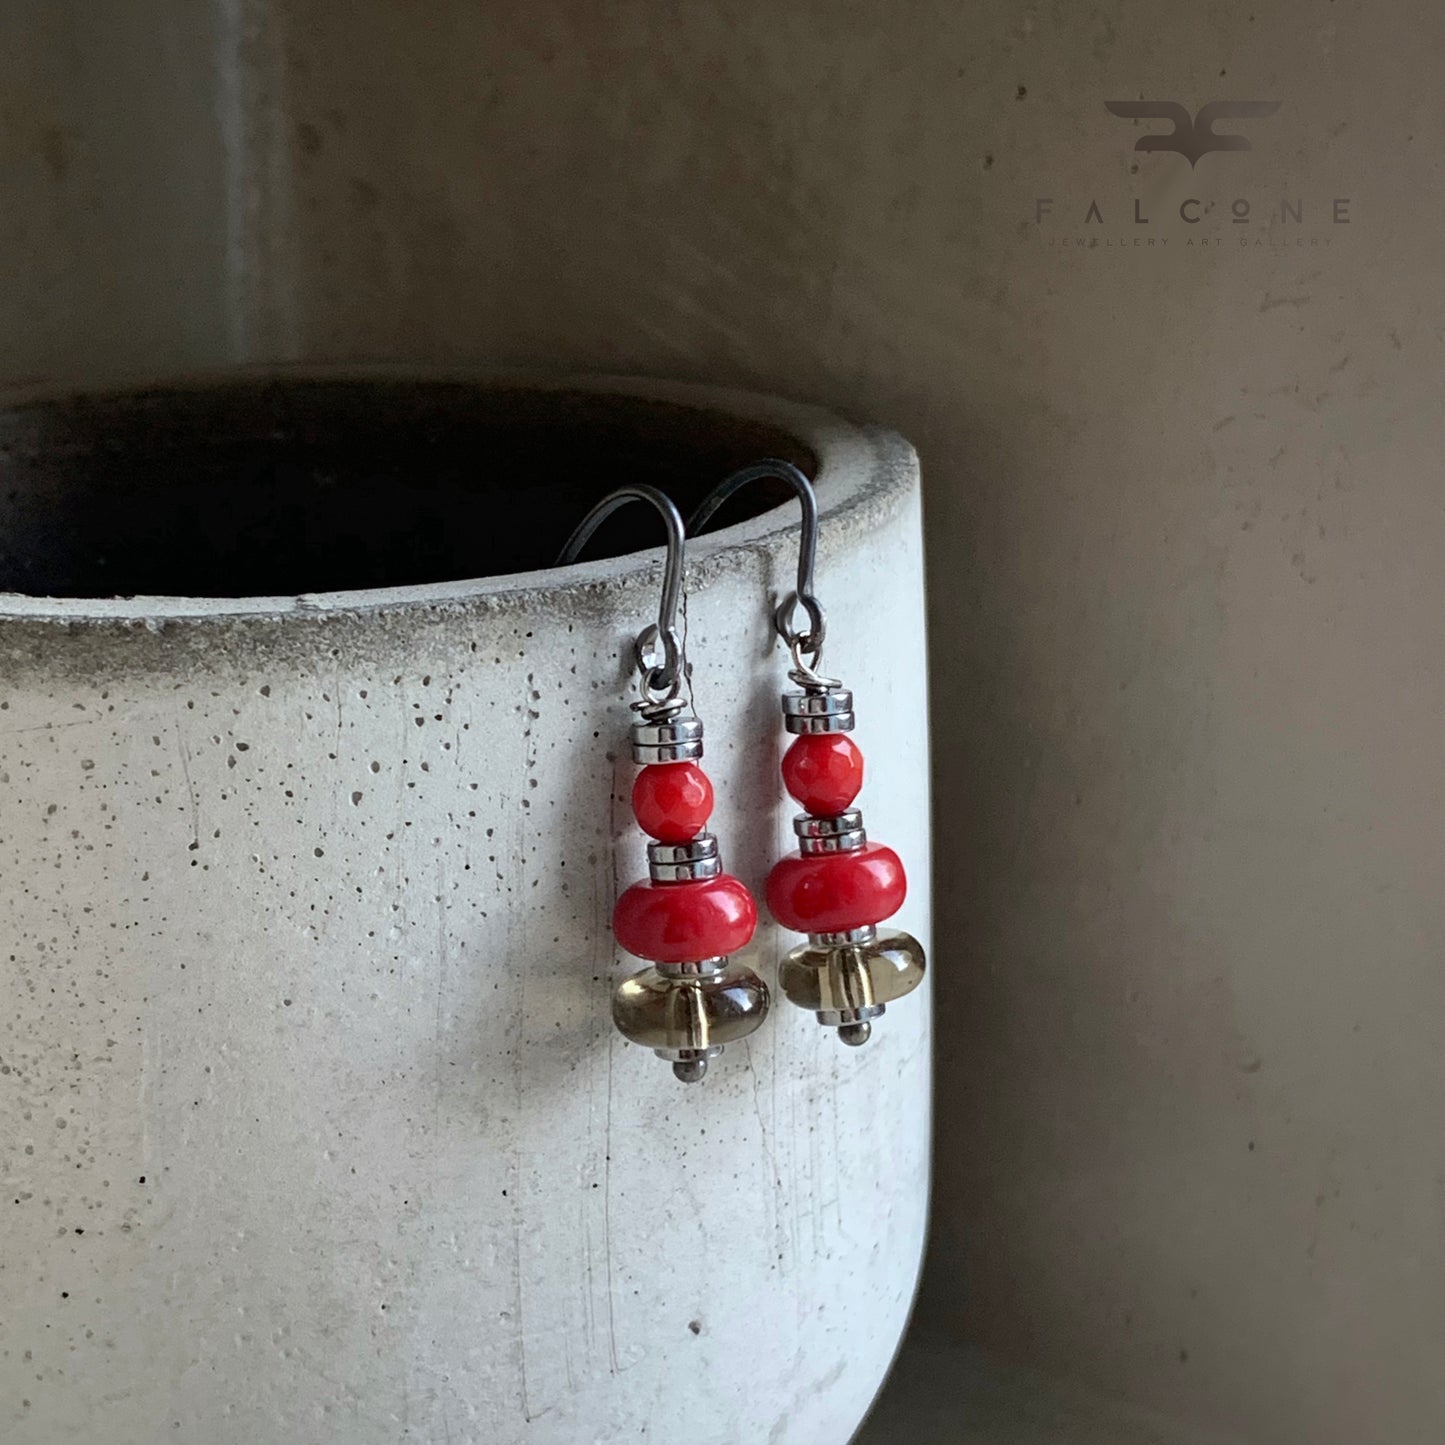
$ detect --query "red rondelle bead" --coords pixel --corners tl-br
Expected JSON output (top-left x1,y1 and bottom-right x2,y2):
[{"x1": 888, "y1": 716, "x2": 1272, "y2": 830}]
[
  {"x1": 765, "y1": 842, "x2": 906, "y2": 934},
  {"x1": 613, "y1": 874, "x2": 757, "y2": 963},
  {"x1": 781, "y1": 733, "x2": 864, "y2": 816},
  {"x1": 631, "y1": 762, "x2": 714, "y2": 842}
]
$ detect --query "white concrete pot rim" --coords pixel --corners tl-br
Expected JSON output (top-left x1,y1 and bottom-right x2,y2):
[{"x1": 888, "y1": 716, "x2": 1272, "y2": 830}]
[
  {"x1": 0, "y1": 371, "x2": 933, "y2": 1445},
  {"x1": 0, "y1": 369, "x2": 916, "y2": 629}
]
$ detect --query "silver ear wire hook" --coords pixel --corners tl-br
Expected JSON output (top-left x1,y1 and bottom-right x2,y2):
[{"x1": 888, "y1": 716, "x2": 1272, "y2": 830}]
[
  {"x1": 688, "y1": 460, "x2": 837, "y2": 688},
  {"x1": 557, "y1": 484, "x2": 688, "y2": 711}
]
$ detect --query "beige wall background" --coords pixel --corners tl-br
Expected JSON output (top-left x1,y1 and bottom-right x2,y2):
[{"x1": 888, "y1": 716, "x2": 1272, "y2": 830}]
[{"x1": 3, "y1": 3, "x2": 1442, "y2": 1441}]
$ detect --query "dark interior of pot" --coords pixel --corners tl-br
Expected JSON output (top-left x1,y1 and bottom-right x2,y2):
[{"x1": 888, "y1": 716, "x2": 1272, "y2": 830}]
[{"x1": 0, "y1": 378, "x2": 816, "y2": 598}]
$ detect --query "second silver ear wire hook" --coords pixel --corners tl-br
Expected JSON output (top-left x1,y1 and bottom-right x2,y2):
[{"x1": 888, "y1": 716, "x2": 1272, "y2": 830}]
[
  {"x1": 556, "y1": 484, "x2": 688, "y2": 716},
  {"x1": 687, "y1": 459, "x2": 840, "y2": 690}
]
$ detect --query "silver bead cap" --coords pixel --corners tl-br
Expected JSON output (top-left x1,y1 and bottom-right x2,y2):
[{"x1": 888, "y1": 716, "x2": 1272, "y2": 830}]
[
  {"x1": 794, "y1": 810, "x2": 867, "y2": 854},
  {"x1": 648, "y1": 832, "x2": 722, "y2": 881},
  {"x1": 630, "y1": 714, "x2": 704, "y2": 763},
  {"x1": 782, "y1": 688, "x2": 855, "y2": 734}
]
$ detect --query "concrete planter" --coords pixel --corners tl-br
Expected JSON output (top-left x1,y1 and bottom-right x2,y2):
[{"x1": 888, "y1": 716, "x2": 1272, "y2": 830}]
[{"x1": 0, "y1": 373, "x2": 930, "y2": 1445}]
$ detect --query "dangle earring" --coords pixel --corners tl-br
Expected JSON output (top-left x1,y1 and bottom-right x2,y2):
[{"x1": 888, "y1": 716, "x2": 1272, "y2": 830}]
[
  {"x1": 690, "y1": 462, "x2": 926, "y2": 1046},
  {"x1": 558, "y1": 485, "x2": 769, "y2": 1083}
]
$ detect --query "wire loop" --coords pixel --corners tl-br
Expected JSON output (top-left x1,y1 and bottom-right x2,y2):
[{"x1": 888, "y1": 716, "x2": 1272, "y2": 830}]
[
  {"x1": 557, "y1": 484, "x2": 687, "y2": 710},
  {"x1": 687, "y1": 459, "x2": 827, "y2": 662}
]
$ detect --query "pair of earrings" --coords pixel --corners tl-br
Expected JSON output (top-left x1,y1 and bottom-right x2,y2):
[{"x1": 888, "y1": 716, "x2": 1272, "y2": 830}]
[{"x1": 559, "y1": 462, "x2": 926, "y2": 1083}]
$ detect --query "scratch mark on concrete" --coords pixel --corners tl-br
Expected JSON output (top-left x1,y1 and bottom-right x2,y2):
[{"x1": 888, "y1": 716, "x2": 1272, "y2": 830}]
[
  {"x1": 743, "y1": 1036, "x2": 782, "y2": 1190},
  {"x1": 603, "y1": 1034, "x2": 619, "y2": 1374},
  {"x1": 515, "y1": 1217, "x2": 537, "y2": 1422},
  {"x1": 0, "y1": 713, "x2": 134, "y2": 737},
  {"x1": 433, "y1": 859, "x2": 447, "y2": 1146},
  {"x1": 175, "y1": 727, "x2": 200, "y2": 849},
  {"x1": 829, "y1": 1044, "x2": 844, "y2": 1233},
  {"x1": 603, "y1": 759, "x2": 623, "y2": 1375}
]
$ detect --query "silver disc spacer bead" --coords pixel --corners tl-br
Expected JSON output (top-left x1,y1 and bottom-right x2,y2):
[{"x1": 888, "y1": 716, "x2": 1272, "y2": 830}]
[
  {"x1": 782, "y1": 688, "x2": 855, "y2": 735},
  {"x1": 630, "y1": 715, "x2": 705, "y2": 763},
  {"x1": 648, "y1": 833, "x2": 722, "y2": 882},
  {"x1": 656, "y1": 956, "x2": 728, "y2": 977},
  {"x1": 794, "y1": 810, "x2": 867, "y2": 855},
  {"x1": 810, "y1": 925, "x2": 879, "y2": 946}
]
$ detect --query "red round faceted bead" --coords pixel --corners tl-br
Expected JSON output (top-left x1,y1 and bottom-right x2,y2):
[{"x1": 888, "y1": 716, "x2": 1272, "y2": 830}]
[
  {"x1": 631, "y1": 762, "x2": 714, "y2": 842},
  {"x1": 613, "y1": 874, "x2": 757, "y2": 963},
  {"x1": 765, "y1": 843, "x2": 906, "y2": 934},
  {"x1": 781, "y1": 733, "x2": 864, "y2": 816}
]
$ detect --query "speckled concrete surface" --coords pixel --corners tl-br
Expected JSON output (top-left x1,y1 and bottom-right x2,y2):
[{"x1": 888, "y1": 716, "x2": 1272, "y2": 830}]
[{"x1": 0, "y1": 379, "x2": 931, "y2": 1444}]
